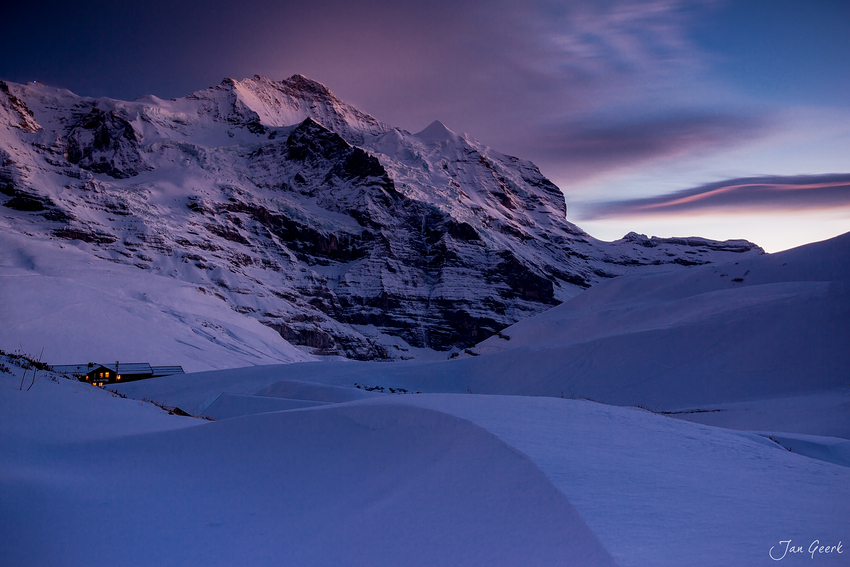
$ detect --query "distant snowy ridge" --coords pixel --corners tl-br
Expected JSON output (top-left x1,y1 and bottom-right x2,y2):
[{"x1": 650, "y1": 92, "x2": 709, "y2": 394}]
[{"x1": 0, "y1": 75, "x2": 761, "y2": 360}]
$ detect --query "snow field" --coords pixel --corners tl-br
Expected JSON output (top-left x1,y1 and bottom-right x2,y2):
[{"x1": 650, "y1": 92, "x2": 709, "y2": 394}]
[
  {"x1": 4, "y1": 343, "x2": 849, "y2": 566},
  {"x1": 1, "y1": 366, "x2": 614, "y2": 567}
]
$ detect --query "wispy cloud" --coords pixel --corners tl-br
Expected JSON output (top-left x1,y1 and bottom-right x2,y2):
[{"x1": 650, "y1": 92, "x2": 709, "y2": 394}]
[
  {"x1": 579, "y1": 174, "x2": 850, "y2": 219},
  {"x1": 339, "y1": 0, "x2": 758, "y2": 184},
  {"x1": 528, "y1": 111, "x2": 768, "y2": 181},
  {"x1": 519, "y1": 0, "x2": 711, "y2": 81}
]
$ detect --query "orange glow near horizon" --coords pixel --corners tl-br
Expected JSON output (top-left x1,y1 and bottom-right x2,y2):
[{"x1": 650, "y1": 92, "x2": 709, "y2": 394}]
[
  {"x1": 637, "y1": 181, "x2": 850, "y2": 211},
  {"x1": 578, "y1": 206, "x2": 850, "y2": 253}
]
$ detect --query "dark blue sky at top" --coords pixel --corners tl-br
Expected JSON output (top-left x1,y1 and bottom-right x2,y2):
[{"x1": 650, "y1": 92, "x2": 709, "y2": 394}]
[
  {"x1": 6, "y1": 1, "x2": 847, "y2": 109},
  {"x1": 692, "y1": 0, "x2": 850, "y2": 107},
  {"x1": 2, "y1": 0, "x2": 848, "y2": 236}
]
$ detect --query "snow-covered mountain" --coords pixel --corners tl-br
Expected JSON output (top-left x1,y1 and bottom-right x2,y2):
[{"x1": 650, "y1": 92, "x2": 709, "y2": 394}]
[
  {"x1": 0, "y1": 75, "x2": 762, "y2": 361},
  {"x1": 121, "y1": 231, "x2": 849, "y2": 438}
]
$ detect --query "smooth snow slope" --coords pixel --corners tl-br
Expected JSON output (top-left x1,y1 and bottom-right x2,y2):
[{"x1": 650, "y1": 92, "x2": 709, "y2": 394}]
[
  {"x1": 387, "y1": 394, "x2": 850, "y2": 567},
  {"x1": 0, "y1": 231, "x2": 314, "y2": 372},
  {"x1": 470, "y1": 229, "x2": 850, "y2": 353},
  {"x1": 7, "y1": 364, "x2": 848, "y2": 567},
  {"x1": 1, "y1": 368, "x2": 614, "y2": 567}
]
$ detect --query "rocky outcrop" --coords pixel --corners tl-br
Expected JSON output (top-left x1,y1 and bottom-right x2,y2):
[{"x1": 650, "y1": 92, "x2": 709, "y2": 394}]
[
  {"x1": 64, "y1": 106, "x2": 149, "y2": 178},
  {"x1": 0, "y1": 81, "x2": 42, "y2": 133}
]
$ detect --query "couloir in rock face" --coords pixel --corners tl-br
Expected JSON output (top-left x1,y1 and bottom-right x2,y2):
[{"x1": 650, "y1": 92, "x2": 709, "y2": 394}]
[{"x1": 0, "y1": 75, "x2": 763, "y2": 359}]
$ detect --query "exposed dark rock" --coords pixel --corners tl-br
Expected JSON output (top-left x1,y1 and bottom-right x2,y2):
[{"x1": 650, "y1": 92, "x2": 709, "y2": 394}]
[
  {"x1": 493, "y1": 251, "x2": 557, "y2": 304},
  {"x1": 3, "y1": 192, "x2": 49, "y2": 212},
  {"x1": 624, "y1": 232, "x2": 760, "y2": 254},
  {"x1": 284, "y1": 118, "x2": 350, "y2": 163},
  {"x1": 446, "y1": 220, "x2": 480, "y2": 241},
  {"x1": 264, "y1": 320, "x2": 387, "y2": 360},
  {"x1": 224, "y1": 201, "x2": 368, "y2": 263},
  {"x1": 0, "y1": 167, "x2": 72, "y2": 222},
  {"x1": 204, "y1": 223, "x2": 251, "y2": 246},
  {"x1": 673, "y1": 257, "x2": 707, "y2": 266},
  {"x1": 53, "y1": 226, "x2": 118, "y2": 244},
  {"x1": 0, "y1": 81, "x2": 42, "y2": 132},
  {"x1": 65, "y1": 107, "x2": 149, "y2": 178}
]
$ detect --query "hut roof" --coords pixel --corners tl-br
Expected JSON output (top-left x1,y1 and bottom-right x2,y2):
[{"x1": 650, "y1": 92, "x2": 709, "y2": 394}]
[
  {"x1": 52, "y1": 363, "x2": 153, "y2": 376},
  {"x1": 151, "y1": 366, "x2": 185, "y2": 377}
]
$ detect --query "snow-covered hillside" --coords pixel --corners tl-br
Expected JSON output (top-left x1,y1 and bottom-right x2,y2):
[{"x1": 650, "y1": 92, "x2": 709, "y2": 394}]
[
  {"x1": 2, "y1": 356, "x2": 846, "y2": 567},
  {"x1": 0, "y1": 231, "x2": 314, "y2": 372},
  {"x1": 1, "y1": 75, "x2": 761, "y2": 361},
  {"x1": 117, "y1": 231, "x2": 849, "y2": 437}
]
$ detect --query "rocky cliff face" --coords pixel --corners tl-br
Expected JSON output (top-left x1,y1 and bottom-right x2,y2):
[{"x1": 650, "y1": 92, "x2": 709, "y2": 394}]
[{"x1": 0, "y1": 76, "x2": 763, "y2": 359}]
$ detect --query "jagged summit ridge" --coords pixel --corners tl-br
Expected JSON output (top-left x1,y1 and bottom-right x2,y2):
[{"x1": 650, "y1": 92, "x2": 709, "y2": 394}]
[
  {"x1": 279, "y1": 74, "x2": 333, "y2": 97},
  {"x1": 0, "y1": 76, "x2": 763, "y2": 360},
  {"x1": 185, "y1": 74, "x2": 391, "y2": 144}
]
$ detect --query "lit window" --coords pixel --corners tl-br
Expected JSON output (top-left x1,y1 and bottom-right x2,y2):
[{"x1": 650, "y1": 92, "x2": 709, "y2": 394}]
[
  {"x1": 99, "y1": 372, "x2": 104, "y2": 378},
  {"x1": 117, "y1": 375, "x2": 121, "y2": 380}
]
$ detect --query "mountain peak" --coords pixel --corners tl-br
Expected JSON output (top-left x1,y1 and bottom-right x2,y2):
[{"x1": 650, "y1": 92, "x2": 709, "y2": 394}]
[
  {"x1": 414, "y1": 120, "x2": 461, "y2": 144},
  {"x1": 185, "y1": 74, "x2": 390, "y2": 143},
  {"x1": 280, "y1": 74, "x2": 333, "y2": 97},
  {"x1": 215, "y1": 74, "x2": 334, "y2": 101}
]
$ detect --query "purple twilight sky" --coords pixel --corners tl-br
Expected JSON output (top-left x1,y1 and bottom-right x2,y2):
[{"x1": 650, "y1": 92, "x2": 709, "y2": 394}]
[{"x1": 3, "y1": 0, "x2": 848, "y2": 251}]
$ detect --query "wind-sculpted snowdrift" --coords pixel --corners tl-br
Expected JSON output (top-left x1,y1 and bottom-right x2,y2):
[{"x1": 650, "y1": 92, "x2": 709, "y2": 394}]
[{"x1": 1, "y1": 364, "x2": 615, "y2": 567}]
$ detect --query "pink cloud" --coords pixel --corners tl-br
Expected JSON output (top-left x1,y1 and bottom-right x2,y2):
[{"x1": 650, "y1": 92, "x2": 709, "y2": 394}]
[{"x1": 580, "y1": 174, "x2": 850, "y2": 219}]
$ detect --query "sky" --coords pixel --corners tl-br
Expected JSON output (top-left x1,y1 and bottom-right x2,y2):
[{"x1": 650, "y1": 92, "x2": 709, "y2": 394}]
[{"x1": 2, "y1": 0, "x2": 848, "y2": 251}]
